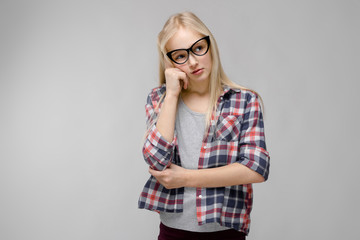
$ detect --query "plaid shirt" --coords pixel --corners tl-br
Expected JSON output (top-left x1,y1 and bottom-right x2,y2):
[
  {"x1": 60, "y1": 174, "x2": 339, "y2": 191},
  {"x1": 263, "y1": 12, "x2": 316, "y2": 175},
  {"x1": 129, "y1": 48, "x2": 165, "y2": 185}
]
[{"x1": 138, "y1": 84, "x2": 270, "y2": 234}]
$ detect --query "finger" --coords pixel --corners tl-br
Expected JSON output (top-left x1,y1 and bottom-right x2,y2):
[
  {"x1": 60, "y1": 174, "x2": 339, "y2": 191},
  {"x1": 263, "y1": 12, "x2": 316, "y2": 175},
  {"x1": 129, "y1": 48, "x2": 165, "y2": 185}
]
[
  {"x1": 148, "y1": 167, "x2": 157, "y2": 176},
  {"x1": 183, "y1": 77, "x2": 189, "y2": 89},
  {"x1": 180, "y1": 73, "x2": 189, "y2": 89}
]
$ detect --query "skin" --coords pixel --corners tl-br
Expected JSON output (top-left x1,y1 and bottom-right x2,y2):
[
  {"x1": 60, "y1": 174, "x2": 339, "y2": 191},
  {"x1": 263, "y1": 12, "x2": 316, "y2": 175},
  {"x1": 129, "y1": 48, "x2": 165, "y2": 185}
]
[{"x1": 149, "y1": 27, "x2": 264, "y2": 189}]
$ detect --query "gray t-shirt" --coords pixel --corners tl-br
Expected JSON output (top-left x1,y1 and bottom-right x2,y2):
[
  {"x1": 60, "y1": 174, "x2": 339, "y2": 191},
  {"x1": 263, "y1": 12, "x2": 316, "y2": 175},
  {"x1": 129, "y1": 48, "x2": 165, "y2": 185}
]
[{"x1": 160, "y1": 97, "x2": 229, "y2": 232}]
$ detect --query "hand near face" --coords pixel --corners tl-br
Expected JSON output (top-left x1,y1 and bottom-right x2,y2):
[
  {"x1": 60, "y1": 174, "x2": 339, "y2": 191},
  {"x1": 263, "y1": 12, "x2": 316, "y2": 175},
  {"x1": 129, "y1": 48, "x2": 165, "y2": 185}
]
[{"x1": 164, "y1": 60, "x2": 189, "y2": 97}]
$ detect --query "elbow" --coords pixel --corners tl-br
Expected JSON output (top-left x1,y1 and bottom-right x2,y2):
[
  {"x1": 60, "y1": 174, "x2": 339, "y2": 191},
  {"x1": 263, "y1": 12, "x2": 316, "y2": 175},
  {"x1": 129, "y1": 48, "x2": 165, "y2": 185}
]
[
  {"x1": 142, "y1": 146, "x2": 168, "y2": 171},
  {"x1": 249, "y1": 165, "x2": 269, "y2": 184},
  {"x1": 142, "y1": 146, "x2": 158, "y2": 169},
  {"x1": 142, "y1": 134, "x2": 175, "y2": 171},
  {"x1": 253, "y1": 174, "x2": 265, "y2": 183},
  {"x1": 248, "y1": 167, "x2": 267, "y2": 183}
]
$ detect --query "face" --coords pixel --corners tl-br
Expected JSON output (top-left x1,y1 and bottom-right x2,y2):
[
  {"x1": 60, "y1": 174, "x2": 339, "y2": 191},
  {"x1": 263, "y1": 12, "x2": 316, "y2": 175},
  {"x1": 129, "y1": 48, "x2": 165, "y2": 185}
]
[{"x1": 165, "y1": 27, "x2": 212, "y2": 85}]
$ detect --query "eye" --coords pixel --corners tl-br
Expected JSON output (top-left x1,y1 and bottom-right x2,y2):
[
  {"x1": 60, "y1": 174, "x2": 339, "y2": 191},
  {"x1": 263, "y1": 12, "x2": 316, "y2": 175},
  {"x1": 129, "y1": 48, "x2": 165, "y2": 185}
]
[
  {"x1": 194, "y1": 46, "x2": 203, "y2": 52},
  {"x1": 171, "y1": 50, "x2": 188, "y2": 62},
  {"x1": 192, "y1": 40, "x2": 207, "y2": 54},
  {"x1": 175, "y1": 54, "x2": 185, "y2": 60}
]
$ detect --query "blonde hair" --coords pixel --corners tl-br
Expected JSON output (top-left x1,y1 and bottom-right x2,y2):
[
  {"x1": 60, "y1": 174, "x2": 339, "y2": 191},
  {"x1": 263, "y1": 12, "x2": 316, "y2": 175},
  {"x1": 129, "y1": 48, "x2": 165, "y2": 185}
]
[{"x1": 150, "y1": 12, "x2": 261, "y2": 136}]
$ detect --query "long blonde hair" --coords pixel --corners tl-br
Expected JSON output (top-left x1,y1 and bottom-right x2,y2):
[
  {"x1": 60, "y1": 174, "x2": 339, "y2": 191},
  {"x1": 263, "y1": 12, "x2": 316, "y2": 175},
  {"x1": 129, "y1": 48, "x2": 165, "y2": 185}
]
[{"x1": 149, "y1": 12, "x2": 261, "y2": 136}]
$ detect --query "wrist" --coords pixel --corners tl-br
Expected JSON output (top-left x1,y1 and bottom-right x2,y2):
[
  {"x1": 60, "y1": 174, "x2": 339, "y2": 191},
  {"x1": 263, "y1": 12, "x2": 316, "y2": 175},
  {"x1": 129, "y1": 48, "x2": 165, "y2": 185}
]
[
  {"x1": 183, "y1": 169, "x2": 195, "y2": 188},
  {"x1": 164, "y1": 92, "x2": 179, "y2": 102}
]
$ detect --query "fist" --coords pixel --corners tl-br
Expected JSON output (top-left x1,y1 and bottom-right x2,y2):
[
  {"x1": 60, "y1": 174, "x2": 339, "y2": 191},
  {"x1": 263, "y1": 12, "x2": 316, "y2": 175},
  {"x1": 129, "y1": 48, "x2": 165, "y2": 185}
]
[{"x1": 164, "y1": 61, "x2": 189, "y2": 97}]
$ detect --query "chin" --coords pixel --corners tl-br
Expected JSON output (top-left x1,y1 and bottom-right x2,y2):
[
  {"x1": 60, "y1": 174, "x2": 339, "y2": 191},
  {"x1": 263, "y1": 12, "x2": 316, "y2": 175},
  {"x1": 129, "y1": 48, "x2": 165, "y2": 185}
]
[
  {"x1": 190, "y1": 77, "x2": 207, "y2": 84},
  {"x1": 192, "y1": 72, "x2": 210, "y2": 81}
]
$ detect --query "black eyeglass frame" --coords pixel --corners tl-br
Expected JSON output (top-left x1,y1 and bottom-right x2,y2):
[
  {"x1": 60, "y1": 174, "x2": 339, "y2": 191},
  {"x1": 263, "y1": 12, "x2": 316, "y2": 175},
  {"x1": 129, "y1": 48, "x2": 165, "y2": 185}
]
[{"x1": 166, "y1": 36, "x2": 210, "y2": 64}]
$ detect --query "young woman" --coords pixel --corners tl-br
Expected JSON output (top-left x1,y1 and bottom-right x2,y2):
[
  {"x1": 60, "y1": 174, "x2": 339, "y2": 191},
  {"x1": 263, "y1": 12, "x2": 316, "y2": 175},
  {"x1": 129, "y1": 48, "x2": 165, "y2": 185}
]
[{"x1": 138, "y1": 12, "x2": 270, "y2": 240}]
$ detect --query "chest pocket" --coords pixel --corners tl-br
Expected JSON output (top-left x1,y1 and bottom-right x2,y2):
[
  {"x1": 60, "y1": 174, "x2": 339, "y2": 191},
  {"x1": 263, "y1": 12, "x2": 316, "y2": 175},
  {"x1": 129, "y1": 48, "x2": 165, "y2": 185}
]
[{"x1": 215, "y1": 114, "x2": 242, "y2": 141}]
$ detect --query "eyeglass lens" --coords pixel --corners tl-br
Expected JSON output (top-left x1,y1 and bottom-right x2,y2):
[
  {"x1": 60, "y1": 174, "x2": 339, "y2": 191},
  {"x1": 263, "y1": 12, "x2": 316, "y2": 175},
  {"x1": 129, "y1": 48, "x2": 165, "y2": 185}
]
[{"x1": 170, "y1": 38, "x2": 209, "y2": 64}]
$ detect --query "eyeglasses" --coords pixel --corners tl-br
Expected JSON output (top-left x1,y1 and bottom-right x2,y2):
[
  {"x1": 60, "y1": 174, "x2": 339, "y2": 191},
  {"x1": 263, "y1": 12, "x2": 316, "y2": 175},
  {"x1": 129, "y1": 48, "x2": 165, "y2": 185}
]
[{"x1": 166, "y1": 36, "x2": 210, "y2": 64}]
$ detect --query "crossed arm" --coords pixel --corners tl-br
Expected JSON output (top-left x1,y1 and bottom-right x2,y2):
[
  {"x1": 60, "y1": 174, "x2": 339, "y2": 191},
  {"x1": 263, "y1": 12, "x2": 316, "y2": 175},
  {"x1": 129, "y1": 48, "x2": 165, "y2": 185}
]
[
  {"x1": 148, "y1": 91, "x2": 265, "y2": 189},
  {"x1": 149, "y1": 162, "x2": 264, "y2": 189}
]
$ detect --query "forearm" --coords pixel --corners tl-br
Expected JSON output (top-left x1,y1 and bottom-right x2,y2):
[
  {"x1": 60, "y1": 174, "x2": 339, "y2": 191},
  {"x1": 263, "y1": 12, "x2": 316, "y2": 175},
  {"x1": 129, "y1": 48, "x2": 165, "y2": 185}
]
[
  {"x1": 156, "y1": 93, "x2": 179, "y2": 142},
  {"x1": 185, "y1": 163, "x2": 265, "y2": 188}
]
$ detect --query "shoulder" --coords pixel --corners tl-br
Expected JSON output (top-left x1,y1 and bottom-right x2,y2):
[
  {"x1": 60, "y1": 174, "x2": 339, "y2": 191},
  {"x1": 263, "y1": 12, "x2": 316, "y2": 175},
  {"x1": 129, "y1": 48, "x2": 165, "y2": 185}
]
[
  {"x1": 222, "y1": 85, "x2": 259, "y2": 103},
  {"x1": 146, "y1": 84, "x2": 166, "y2": 102},
  {"x1": 220, "y1": 86, "x2": 262, "y2": 115}
]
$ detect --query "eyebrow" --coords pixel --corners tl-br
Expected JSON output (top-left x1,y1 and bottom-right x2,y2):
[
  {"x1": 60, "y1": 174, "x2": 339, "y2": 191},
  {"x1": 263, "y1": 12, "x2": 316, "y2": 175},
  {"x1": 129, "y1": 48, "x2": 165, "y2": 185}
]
[{"x1": 167, "y1": 36, "x2": 205, "y2": 52}]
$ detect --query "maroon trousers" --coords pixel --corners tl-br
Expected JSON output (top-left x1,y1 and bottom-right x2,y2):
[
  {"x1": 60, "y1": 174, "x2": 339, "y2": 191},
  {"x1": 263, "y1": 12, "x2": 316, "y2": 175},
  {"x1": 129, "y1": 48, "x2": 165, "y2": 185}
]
[{"x1": 158, "y1": 222, "x2": 246, "y2": 240}]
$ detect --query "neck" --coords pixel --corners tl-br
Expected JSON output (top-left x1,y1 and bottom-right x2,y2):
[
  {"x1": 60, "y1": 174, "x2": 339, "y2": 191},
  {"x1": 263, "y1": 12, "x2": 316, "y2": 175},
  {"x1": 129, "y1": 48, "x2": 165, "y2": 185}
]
[
  {"x1": 180, "y1": 79, "x2": 211, "y2": 114},
  {"x1": 183, "y1": 78, "x2": 210, "y2": 96}
]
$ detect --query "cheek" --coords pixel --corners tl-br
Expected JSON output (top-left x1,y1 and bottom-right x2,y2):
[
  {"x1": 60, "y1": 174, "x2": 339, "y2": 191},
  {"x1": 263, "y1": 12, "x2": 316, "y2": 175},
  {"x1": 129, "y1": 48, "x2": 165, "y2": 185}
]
[
  {"x1": 203, "y1": 55, "x2": 212, "y2": 69},
  {"x1": 175, "y1": 65, "x2": 188, "y2": 73}
]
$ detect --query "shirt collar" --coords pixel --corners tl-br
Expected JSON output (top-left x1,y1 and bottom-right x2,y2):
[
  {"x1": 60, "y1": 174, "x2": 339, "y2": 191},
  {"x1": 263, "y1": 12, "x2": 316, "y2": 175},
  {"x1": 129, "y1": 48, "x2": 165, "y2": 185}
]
[
  {"x1": 221, "y1": 85, "x2": 241, "y2": 99},
  {"x1": 160, "y1": 84, "x2": 241, "y2": 99}
]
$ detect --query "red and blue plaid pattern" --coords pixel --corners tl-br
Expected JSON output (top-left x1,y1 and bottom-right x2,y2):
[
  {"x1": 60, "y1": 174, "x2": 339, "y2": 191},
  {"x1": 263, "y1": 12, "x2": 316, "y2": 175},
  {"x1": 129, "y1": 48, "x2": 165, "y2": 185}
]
[{"x1": 138, "y1": 84, "x2": 270, "y2": 234}]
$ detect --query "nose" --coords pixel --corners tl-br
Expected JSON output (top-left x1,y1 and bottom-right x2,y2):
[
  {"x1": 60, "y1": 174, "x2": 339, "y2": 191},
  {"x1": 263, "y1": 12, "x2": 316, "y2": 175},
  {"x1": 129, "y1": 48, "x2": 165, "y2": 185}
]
[{"x1": 187, "y1": 52, "x2": 198, "y2": 67}]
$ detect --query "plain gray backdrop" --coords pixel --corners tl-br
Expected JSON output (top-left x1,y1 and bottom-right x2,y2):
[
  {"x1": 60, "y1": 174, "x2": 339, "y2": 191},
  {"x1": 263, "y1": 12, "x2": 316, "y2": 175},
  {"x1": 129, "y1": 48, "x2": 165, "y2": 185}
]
[{"x1": 1, "y1": 0, "x2": 359, "y2": 239}]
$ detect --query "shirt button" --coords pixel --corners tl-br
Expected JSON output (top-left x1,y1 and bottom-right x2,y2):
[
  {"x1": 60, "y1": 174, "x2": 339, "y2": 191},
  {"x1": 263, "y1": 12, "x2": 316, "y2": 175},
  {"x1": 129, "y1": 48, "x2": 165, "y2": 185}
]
[{"x1": 199, "y1": 195, "x2": 203, "y2": 199}]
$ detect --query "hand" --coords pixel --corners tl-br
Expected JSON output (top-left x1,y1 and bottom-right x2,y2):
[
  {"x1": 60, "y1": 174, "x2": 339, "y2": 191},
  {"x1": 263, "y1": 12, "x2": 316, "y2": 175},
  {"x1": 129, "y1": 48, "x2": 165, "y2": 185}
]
[
  {"x1": 148, "y1": 163, "x2": 189, "y2": 189},
  {"x1": 164, "y1": 60, "x2": 189, "y2": 97}
]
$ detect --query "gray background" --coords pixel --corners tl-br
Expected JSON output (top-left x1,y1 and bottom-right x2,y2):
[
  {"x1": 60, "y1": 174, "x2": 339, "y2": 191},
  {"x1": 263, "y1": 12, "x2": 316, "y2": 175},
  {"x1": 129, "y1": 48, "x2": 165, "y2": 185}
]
[{"x1": 0, "y1": 0, "x2": 359, "y2": 239}]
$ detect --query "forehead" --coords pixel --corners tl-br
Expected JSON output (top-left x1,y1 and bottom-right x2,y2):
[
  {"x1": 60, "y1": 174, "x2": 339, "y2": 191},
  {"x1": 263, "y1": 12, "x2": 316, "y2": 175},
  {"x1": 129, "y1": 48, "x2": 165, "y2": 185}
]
[{"x1": 166, "y1": 27, "x2": 203, "y2": 51}]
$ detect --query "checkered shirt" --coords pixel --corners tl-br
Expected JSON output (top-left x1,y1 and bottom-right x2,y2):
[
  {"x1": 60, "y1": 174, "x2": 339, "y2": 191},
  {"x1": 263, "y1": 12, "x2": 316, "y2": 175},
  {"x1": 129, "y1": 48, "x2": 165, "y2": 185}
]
[{"x1": 138, "y1": 84, "x2": 270, "y2": 235}]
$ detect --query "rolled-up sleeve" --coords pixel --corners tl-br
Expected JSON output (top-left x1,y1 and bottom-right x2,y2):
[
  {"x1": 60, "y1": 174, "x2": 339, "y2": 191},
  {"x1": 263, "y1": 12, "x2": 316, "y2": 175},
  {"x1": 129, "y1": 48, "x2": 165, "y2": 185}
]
[
  {"x1": 237, "y1": 93, "x2": 270, "y2": 180},
  {"x1": 142, "y1": 92, "x2": 176, "y2": 171}
]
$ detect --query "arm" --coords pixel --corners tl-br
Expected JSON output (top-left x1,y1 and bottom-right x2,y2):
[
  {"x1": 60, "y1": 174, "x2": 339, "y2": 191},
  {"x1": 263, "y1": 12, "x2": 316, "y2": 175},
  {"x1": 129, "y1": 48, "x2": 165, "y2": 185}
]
[
  {"x1": 155, "y1": 93, "x2": 179, "y2": 143},
  {"x1": 142, "y1": 92, "x2": 176, "y2": 171},
  {"x1": 149, "y1": 92, "x2": 270, "y2": 189},
  {"x1": 142, "y1": 67, "x2": 189, "y2": 171},
  {"x1": 149, "y1": 162, "x2": 264, "y2": 189},
  {"x1": 156, "y1": 67, "x2": 189, "y2": 142},
  {"x1": 237, "y1": 93, "x2": 270, "y2": 180}
]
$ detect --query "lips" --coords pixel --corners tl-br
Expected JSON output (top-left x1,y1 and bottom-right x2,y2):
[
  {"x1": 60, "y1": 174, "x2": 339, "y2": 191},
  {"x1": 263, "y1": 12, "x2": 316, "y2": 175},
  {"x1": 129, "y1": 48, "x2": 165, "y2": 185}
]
[{"x1": 191, "y1": 68, "x2": 204, "y2": 75}]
